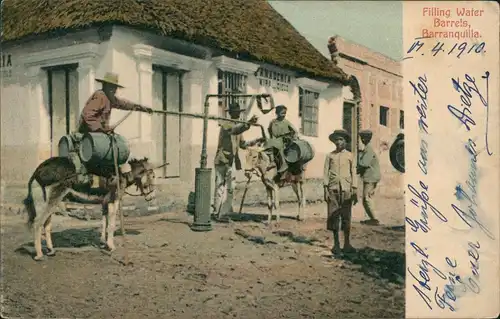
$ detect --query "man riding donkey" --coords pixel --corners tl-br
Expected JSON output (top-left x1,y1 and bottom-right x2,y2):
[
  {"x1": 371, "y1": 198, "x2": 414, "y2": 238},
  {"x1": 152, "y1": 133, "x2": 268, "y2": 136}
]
[
  {"x1": 78, "y1": 72, "x2": 154, "y2": 184},
  {"x1": 23, "y1": 72, "x2": 158, "y2": 260},
  {"x1": 79, "y1": 71, "x2": 153, "y2": 133},
  {"x1": 324, "y1": 129, "x2": 358, "y2": 257},
  {"x1": 266, "y1": 105, "x2": 299, "y2": 179},
  {"x1": 212, "y1": 102, "x2": 261, "y2": 222}
]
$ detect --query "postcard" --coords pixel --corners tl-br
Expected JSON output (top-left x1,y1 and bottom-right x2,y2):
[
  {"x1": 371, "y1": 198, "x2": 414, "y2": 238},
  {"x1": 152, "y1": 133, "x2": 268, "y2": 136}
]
[{"x1": 0, "y1": 1, "x2": 498, "y2": 318}]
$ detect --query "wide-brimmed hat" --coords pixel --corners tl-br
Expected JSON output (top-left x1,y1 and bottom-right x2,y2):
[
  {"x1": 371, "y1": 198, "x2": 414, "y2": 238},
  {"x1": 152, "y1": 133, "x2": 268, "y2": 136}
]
[
  {"x1": 359, "y1": 129, "x2": 373, "y2": 138},
  {"x1": 225, "y1": 102, "x2": 245, "y2": 113},
  {"x1": 329, "y1": 129, "x2": 351, "y2": 143},
  {"x1": 275, "y1": 104, "x2": 287, "y2": 112},
  {"x1": 96, "y1": 72, "x2": 124, "y2": 88}
]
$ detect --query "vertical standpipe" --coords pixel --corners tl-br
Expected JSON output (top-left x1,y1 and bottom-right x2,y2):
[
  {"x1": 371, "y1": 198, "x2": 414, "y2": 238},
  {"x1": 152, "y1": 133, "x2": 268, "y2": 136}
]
[{"x1": 191, "y1": 99, "x2": 213, "y2": 231}]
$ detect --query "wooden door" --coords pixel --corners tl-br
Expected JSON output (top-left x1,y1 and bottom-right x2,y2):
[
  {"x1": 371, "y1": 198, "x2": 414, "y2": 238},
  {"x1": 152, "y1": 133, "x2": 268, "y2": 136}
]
[
  {"x1": 152, "y1": 67, "x2": 183, "y2": 178},
  {"x1": 47, "y1": 64, "x2": 79, "y2": 155}
]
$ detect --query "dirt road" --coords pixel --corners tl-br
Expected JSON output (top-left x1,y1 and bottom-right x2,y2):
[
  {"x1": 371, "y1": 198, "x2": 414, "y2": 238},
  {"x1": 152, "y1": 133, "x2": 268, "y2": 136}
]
[{"x1": 1, "y1": 199, "x2": 405, "y2": 319}]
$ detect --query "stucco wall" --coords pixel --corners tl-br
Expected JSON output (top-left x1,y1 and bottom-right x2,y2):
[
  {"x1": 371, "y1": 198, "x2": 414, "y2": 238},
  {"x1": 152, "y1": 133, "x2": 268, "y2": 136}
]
[
  {"x1": 111, "y1": 26, "x2": 345, "y2": 186},
  {"x1": 334, "y1": 36, "x2": 404, "y2": 196},
  {"x1": 1, "y1": 26, "x2": 347, "y2": 205},
  {"x1": 1, "y1": 29, "x2": 113, "y2": 183}
]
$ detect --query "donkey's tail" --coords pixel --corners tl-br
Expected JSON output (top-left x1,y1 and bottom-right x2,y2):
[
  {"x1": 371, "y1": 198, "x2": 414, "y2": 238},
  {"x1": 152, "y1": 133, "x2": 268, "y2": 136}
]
[{"x1": 23, "y1": 173, "x2": 37, "y2": 229}]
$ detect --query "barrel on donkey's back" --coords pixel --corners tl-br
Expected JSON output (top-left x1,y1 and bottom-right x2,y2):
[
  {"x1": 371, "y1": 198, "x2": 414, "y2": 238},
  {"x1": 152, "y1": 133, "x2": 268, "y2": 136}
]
[
  {"x1": 284, "y1": 139, "x2": 315, "y2": 165},
  {"x1": 79, "y1": 132, "x2": 130, "y2": 167}
]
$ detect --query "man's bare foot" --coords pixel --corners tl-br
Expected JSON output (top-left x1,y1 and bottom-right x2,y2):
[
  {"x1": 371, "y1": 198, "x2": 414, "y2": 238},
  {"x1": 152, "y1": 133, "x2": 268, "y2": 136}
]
[{"x1": 46, "y1": 248, "x2": 56, "y2": 256}]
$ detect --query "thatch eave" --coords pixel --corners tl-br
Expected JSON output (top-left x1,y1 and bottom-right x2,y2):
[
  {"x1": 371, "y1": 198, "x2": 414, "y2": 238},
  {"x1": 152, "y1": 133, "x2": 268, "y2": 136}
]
[{"x1": 2, "y1": 0, "x2": 349, "y2": 83}]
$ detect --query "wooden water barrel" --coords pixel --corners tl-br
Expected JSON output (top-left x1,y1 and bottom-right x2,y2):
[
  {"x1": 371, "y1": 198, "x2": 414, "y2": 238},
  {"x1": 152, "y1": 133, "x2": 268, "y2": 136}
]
[
  {"x1": 79, "y1": 132, "x2": 130, "y2": 167},
  {"x1": 284, "y1": 139, "x2": 315, "y2": 164},
  {"x1": 58, "y1": 133, "x2": 84, "y2": 157},
  {"x1": 389, "y1": 134, "x2": 405, "y2": 173},
  {"x1": 58, "y1": 135, "x2": 75, "y2": 157}
]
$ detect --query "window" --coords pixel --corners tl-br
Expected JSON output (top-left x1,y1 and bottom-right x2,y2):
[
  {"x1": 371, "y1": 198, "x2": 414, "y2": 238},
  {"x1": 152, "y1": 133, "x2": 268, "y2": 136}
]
[
  {"x1": 217, "y1": 70, "x2": 247, "y2": 117},
  {"x1": 399, "y1": 110, "x2": 404, "y2": 129},
  {"x1": 45, "y1": 63, "x2": 79, "y2": 155},
  {"x1": 299, "y1": 88, "x2": 319, "y2": 137},
  {"x1": 379, "y1": 105, "x2": 389, "y2": 126},
  {"x1": 256, "y1": 67, "x2": 291, "y2": 92},
  {"x1": 152, "y1": 66, "x2": 183, "y2": 178}
]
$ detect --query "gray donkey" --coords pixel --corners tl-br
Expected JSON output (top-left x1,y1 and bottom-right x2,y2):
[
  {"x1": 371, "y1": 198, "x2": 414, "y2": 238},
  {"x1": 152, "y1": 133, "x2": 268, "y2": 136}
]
[
  {"x1": 23, "y1": 156, "x2": 158, "y2": 261},
  {"x1": 244, "y1": 145, "x2": 306, "y2": 225}
]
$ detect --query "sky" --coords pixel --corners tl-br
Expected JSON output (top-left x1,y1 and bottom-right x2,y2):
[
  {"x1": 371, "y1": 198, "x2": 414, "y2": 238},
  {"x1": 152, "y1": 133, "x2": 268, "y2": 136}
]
[{"x1": 269, "y1": 1, "x2": 403, "y2": 61}]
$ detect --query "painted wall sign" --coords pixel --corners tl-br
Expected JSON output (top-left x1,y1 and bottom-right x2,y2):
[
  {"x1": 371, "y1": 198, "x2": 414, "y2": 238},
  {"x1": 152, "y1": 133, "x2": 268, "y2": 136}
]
[{"x1": 1, "y1": 54, "x2": 13, "y2": 78}]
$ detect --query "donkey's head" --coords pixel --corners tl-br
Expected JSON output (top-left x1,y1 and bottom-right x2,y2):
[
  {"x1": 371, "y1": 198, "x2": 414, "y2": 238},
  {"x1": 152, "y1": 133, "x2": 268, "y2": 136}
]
[
  {"x1": 245, "y1": 146, "x2": 272, "y2": 168},
  {"x1": 127, "y1": 157, "x2": 157, "y2": 202}
]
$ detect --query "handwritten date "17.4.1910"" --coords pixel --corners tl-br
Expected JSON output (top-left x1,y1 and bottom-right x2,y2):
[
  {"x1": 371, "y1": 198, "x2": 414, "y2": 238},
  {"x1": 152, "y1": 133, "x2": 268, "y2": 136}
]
[{"x1": 404, "y1": 37, "x2": 486, "y2": 60}]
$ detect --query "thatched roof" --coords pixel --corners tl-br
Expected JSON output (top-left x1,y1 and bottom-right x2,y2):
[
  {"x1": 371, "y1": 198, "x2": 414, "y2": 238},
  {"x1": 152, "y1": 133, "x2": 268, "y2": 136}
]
[{"x1": 1, "y1": 0, "x2": 348, "y2": 82}]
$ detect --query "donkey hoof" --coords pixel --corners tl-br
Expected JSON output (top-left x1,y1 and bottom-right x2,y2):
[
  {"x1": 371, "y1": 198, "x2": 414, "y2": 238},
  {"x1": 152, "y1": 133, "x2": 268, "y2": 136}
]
[
  {"x1": 106, "y1": 244, "x2": 116, "y2": 252},
  {"x1": 46, "y1": 249, "x2": 56, "y2": 257},
  {"x1": 33, "y1": 255, "x2": 45, "y2": 261},
  {"x1": 296, "y1": 215, "x2": 303, "y2": 221}
]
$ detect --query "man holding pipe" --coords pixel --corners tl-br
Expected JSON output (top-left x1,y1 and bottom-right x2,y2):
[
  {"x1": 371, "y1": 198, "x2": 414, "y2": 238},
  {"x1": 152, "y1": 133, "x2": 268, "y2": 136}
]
[
  {"x1": 212, "y1": 102, "x2": 260, "y2": 222},
  {"x1": 77, "y1": 72, "x2": 153, "y2": 186},
  {"x1": 78, "y1": 72, "x2": 153, "y2": 134}
]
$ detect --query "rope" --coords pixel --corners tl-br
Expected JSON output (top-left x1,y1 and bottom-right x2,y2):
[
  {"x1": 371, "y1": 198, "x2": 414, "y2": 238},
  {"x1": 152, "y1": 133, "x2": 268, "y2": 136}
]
[{"x1": 111, "y1": 135, "x2": 129, "y2": 265}]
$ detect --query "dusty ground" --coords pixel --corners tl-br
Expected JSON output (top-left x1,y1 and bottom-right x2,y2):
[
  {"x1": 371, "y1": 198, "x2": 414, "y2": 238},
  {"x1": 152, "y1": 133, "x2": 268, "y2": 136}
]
[{"x1": 1, "y1": 197, "x2": 405, "y2": 319}]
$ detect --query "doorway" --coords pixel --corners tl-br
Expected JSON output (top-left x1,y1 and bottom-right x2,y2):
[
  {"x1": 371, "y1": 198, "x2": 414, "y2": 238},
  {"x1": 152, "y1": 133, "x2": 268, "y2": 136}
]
[
  {"x1": 152, "y1": 66, "x2": 183, "y2": 178},
  {"x1": 46, "y1": 64, "x2": 79, "y2": 155}
]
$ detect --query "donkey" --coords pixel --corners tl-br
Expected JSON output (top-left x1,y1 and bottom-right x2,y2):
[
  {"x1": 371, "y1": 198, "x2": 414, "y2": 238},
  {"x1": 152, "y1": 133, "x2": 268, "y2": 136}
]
[
  {"x1": 23, "y1": 156, "x2": 158, "y2": 261},
  {"x1": 244, "y1": 145, "x2": 306, "y2": 225}
]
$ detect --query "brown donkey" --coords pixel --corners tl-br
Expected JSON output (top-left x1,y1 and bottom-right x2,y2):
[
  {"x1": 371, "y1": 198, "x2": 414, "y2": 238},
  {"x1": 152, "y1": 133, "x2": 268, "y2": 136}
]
[{"x1": 23, "y1": 157, "x2": 158, "y2": 261}]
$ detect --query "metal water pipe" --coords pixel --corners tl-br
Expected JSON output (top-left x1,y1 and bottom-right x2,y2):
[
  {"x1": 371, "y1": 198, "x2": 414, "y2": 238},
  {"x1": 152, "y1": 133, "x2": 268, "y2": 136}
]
[{"x1": 151, "y1": 93, "x2": 270, "y2": 232}]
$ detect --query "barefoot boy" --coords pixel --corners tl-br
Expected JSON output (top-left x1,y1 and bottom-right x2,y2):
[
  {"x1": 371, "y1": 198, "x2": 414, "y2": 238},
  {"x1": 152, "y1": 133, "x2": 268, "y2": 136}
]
[{"x1": 323, "y1": 129, "x2": 358, "y2": 256}]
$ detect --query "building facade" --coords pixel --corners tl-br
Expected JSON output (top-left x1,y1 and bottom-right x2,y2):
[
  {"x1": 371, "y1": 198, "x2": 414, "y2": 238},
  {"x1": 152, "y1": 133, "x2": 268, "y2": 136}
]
[
  {"x1": 1, "y1": 21, "x2": 353, "y2": 200},
  {"x1": 328, "y1": 36, "x2": 404, "y2": 196}
]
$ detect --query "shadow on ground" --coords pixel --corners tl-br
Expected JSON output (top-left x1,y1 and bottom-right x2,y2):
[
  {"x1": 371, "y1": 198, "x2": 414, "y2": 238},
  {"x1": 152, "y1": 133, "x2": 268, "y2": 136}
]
[
  {"x1": 15, "y1": 227, "x2": 141, "y2": 256},
  {"x1": 341, "y1": 247, "x2": 405, "y2": 285},
  {"x1": 272, "y1": 230, "x2": 320, "y2": 245},
  {"x1": 386, "y1": 225, "x2": 404, "y2": 232},
  {"x1": 226, "y1": 212, "x2": 297, "y2": 223},
  {"x1": 158, "y1": 218, "x2": 191, "y2": 226}
]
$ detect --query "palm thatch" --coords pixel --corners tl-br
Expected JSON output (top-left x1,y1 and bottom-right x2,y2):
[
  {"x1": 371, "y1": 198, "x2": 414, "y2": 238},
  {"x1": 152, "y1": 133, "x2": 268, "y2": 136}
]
[{"x1": 2, "y1": 0, "x2": 348, "y2": 82}]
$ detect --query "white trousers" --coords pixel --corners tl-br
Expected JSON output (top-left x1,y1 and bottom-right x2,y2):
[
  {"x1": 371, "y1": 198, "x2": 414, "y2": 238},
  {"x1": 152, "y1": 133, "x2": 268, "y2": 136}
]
[{"x1": 213, "y1": 164, "x2": 234, "y2": 216}]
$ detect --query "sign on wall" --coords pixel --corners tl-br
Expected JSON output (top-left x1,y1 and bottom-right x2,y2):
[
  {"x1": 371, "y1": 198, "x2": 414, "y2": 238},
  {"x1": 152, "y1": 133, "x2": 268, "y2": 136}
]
[{"x1": 1, "y1": 54, "x2": 13, "y2": 78}]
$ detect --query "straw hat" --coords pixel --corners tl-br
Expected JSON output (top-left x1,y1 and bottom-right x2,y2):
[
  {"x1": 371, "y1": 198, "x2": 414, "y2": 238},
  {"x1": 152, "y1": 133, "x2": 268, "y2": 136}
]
[
  {"x1": 359, "y1": 129, "x2": 373, "y2": 138},
  {"x1": 95, "y1": 72, "x2": 124, "y2": 88},
  {"x1": 225, "y1": 102, "x2": 245, "y2": 113},
  {"x1": 329, "y1": 129, "x2": 351, "y2": 143}
]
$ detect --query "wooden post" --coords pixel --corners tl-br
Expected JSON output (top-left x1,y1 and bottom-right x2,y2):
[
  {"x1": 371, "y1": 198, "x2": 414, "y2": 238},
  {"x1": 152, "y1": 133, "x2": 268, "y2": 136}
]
[
  {"x1": 352, "y1": 100, "x2": 360, "y2": 165},
  {"x1": 112, "y1": 137, "x2": 129, "y2": 265}
]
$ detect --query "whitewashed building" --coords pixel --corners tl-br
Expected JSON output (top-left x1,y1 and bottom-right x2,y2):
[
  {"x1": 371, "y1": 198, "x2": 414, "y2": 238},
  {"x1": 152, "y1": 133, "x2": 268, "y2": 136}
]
[{"x1": 1, "y1": 0, "x2": 357, "y2": 200}]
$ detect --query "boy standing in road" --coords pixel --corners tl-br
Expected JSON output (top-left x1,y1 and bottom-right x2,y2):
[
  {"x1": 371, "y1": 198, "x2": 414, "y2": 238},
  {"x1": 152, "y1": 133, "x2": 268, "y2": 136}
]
[{"x1": 323, "y1": 129, "x2": 358, "y2": 256}]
